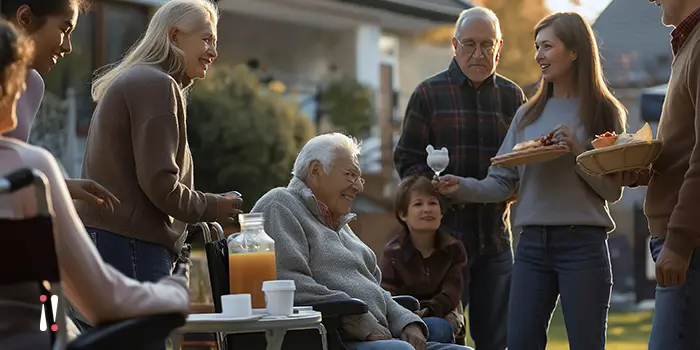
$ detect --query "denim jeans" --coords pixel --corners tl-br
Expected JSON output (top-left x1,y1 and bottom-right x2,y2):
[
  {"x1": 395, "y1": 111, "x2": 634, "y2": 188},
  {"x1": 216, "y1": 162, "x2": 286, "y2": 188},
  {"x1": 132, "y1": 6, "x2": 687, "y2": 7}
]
[
  {"x1": 423, "y1": 317, "x2": 454, "y2": 343},
  {"x1": 74, "y1": 227, "x2": 175, "y2": 350},
  {"x1": 345, "y1": 339, "x2": 472, "y2": 350},
  {"x1": 86, "y1": 227, "x2": 176, "y2": 283},
  {"x1": 463, "y1": 247, "x2": 512, "y2": 350},
  {"x1": 508, "y1": 226, "x2": 612, "y2": 350},
  {"x1": 648, "y1": 237, "x2": 700, "y2": 350}
]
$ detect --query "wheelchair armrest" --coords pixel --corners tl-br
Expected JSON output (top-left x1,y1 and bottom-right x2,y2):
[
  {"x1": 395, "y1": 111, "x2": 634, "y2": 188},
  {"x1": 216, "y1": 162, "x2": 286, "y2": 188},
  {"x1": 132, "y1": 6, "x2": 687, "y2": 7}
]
[
  {"x1": 305, "y1": 298, "x2": 368, "y2": 317},
  {"x1": 66, "y1": 312, "x2": 186, "y2": 350},
  {"x1": 393, "y1": 295, "x2": 420, "y2": 312}
]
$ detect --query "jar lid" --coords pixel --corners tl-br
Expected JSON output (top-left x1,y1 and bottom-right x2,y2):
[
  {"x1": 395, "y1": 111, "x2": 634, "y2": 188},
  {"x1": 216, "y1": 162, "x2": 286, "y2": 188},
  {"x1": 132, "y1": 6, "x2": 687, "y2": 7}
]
[{"x1": 262, "y1": 280, "x2": 296, "y2": 292}]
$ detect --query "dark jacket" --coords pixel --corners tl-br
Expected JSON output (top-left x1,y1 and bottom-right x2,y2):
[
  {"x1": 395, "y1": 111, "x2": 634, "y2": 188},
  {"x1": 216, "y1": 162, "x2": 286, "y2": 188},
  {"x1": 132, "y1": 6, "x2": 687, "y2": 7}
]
[{"x1": 380, "y1": 231, "x2": 468, "y2": 318}]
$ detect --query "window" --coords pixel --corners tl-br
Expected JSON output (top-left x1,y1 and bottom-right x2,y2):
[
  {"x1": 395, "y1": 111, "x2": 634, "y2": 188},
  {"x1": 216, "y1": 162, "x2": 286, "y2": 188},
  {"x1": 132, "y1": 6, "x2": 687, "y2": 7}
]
[
  {"x1": 103, "y1": 2, "x2": 149, "y2": 64},
  {"x1": 43, "y1": 11, "x2": 95, "y2": 131},
  {"x1": 640, "y1": 92, "x2": 665, "y2": 123},
  {"x1": 43, "y1": 0, "x2": 149, "y2": 133}
]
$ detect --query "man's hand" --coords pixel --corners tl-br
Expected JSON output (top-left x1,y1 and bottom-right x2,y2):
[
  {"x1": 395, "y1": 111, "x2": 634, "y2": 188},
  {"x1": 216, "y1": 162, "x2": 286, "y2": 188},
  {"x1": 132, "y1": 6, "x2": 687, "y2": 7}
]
[
  {"x1": 365, "y1": 325, "x2": 392, "y2": 341},
  {"x1": 66, "y1": 179, "x2": 120, "y2": 211},
  {"x1": 656, "y1": 246, "x2": 691, "y2": 287},
  {"x1": 400, "y1": 323, "x2": 426, "y2": 350},
  {"x1": 434, "y1": 175, "x2": 460, "y2": 196},
  {"x1": 415, "y1": 308, "x2": 428, "y2": 318}
]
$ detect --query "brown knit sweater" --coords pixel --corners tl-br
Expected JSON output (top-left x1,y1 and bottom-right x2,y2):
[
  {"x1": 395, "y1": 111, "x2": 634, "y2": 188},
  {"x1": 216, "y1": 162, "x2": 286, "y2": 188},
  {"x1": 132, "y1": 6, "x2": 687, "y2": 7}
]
[
  {"x1": 645, "y1": 23, "x2": 700, "y2": 258},
  {"x1": 76, "y1": 65, "x2": 219, "y2": 254}
]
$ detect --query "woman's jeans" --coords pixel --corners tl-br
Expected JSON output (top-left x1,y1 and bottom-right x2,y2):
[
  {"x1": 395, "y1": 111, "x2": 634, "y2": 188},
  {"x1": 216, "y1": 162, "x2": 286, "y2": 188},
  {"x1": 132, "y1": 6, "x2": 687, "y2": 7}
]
[
  {"x1": 74, "y1": 227, "x2": 175, "y2": 349},
  {"x1": 508, "y1": 225, "x2": 612, "y2": 350},
  {"x1": 648, "y1": 237, "x2": 700, "y2": 350},
  {"x1": 423, "y1": 317, "x2": 454, "y2": 343},
  {"x1": 86, "y1": 227, "x2": 175, "y2": 283}
]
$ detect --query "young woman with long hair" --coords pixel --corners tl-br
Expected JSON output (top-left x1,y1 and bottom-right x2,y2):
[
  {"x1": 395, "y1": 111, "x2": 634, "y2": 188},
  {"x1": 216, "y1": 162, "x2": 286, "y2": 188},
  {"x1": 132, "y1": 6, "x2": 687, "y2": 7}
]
[
  {"x1": 0, "y1": 0, "x2": 120, "y2": 210},
  {"x1": 437, "y1": 12, "x2": 627, "y2": 350}
]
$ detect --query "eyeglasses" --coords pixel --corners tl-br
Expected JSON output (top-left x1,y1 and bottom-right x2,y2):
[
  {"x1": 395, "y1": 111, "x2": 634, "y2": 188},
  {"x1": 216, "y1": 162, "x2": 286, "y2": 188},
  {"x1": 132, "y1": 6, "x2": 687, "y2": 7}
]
[
  {"x1": 454, "y1": 37, "x2": 498, "y2": 57},
  {"x1": 343, "y1": 170, "x2": 365, "y2": 186}
]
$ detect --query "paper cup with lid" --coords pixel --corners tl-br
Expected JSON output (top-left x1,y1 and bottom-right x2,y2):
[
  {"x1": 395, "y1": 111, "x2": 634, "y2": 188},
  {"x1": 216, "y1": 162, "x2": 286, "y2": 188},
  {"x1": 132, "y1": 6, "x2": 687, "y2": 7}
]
[{"x1": 262, "y1": 280, "x2": 296, "y2": 316}]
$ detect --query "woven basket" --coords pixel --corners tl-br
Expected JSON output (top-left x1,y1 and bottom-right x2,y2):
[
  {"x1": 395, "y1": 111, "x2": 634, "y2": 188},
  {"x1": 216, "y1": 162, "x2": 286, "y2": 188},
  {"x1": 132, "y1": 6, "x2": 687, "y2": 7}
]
[
  {"x1": 576, "y1": 140, "x2": 663, "y2": 176},
  {"x1": 491, "y1": 145, "x2": 569, "y2": 167}
]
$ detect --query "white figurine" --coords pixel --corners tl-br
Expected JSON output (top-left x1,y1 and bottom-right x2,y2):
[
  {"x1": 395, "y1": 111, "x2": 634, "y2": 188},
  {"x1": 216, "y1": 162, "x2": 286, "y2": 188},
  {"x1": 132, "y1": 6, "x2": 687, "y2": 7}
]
[{"x1": 426, "y1": 145, "x2": 449, "y2": 178}]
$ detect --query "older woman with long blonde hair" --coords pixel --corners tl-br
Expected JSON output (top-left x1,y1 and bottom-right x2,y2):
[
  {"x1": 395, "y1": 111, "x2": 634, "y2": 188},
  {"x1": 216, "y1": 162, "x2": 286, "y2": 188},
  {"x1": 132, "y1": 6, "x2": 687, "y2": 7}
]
[{"x1": 76, "y1": 0, "x2": 242, "y2": 330}]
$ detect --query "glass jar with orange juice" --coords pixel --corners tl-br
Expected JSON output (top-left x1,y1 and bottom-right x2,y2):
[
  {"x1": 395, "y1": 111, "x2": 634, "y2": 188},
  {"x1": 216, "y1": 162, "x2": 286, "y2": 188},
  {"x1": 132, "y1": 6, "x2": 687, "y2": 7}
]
[{"x1": 227, "y1": 213, "x2": 277, "y2": 309}]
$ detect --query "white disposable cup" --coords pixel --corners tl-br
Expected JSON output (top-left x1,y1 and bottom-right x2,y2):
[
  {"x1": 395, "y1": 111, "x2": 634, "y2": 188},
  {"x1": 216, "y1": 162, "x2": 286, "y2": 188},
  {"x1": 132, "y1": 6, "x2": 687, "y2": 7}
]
[
  {"x1": 221, "y1": 294, "x2": 252, "y2": 317},
  {"x1": 262, "y1": 280, "x2": 296, "y2": 316}
]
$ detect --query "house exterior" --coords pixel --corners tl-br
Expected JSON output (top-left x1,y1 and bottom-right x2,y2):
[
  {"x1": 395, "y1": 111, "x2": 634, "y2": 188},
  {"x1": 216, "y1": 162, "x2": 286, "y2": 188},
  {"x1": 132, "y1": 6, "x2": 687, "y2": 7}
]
[
  {"x1": 593, "y1": 0, "x2": 672, "y2": 301},
  {"x1": 38, "y1": 0, "x2": 472, "y2": 254},
  {"x1": 593, "y1": 0, "x2": 672, "y2": 89}
]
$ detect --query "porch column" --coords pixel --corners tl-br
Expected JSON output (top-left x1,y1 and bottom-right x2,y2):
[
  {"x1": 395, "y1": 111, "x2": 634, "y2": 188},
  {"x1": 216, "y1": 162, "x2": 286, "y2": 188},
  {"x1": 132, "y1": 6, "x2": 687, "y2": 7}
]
[{"x1": 354, "y1": 24, "x2": 381, "y2": 91}]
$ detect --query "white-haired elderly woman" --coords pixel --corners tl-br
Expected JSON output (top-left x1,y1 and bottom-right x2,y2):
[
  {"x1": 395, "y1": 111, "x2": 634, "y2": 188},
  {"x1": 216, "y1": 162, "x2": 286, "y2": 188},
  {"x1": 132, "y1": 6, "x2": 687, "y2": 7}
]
[
  {"x1": 75, "y1": 0, "x2": 241, "y2": 333},
  {"x1": 251, "y1": 133, "x2": 472, "y2": 350}
]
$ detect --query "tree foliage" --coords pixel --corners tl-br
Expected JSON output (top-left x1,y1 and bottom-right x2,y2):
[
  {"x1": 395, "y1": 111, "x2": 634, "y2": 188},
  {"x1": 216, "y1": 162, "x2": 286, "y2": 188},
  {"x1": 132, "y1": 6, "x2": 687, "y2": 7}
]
[
  {"x1": 187, "y1": 64, "x2": 316, "y2": 210},
  {"x1": 320, "y1": 77, "x2": 374, "y2": 138}
]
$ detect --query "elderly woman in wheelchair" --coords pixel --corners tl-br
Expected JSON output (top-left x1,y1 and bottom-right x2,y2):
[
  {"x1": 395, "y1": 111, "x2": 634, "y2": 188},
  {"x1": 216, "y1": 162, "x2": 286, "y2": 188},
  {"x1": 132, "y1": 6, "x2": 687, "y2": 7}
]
[
  {"x1": 251, "y1": 133, "x2": 472, "y2": 350},
  {"x1": 0, "y1": 20, "x2": 189, "y2": 349}
]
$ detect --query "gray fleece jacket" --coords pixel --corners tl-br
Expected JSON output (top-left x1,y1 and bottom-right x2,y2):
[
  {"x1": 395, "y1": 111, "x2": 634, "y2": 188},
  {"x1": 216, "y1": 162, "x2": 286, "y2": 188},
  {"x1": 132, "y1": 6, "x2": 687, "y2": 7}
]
[{"x1": 251, "y1": 177, "x2": 426, "y2": 340}]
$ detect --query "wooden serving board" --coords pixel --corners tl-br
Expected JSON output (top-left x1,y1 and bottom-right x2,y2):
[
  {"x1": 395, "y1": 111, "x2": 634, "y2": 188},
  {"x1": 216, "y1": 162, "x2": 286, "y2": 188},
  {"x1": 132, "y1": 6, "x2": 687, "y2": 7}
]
[{"x1": 491, "y1": 145, "x2": 570, "y2": 167}]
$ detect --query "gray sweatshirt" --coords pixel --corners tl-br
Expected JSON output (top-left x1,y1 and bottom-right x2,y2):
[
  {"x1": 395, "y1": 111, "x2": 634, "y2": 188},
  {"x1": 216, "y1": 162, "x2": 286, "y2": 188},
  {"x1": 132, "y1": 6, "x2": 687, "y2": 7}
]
[
  {"x1": 456, "y1": 97, "x2": 622, "y2": 232},
  {"x1": 251, "y1": 177, "x2": 425, "y2": 341}
]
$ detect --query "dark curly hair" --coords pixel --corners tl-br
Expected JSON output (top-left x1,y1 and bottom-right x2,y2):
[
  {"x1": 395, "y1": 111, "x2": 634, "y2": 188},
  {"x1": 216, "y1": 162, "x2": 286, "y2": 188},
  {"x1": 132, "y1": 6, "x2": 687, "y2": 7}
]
[
  {"x1": 0, "y1": 0, "x2": 90, "y2": 19},
  {"x1": 0, "y1": 19, "x2": 33, "y2": 103}
]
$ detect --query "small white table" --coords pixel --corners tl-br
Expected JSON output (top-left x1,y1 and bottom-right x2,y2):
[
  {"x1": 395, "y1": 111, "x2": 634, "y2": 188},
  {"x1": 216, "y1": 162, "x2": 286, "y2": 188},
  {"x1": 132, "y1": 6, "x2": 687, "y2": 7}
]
[{"x1": 170, "y1": 307, "x2": 327, "y2": 350}]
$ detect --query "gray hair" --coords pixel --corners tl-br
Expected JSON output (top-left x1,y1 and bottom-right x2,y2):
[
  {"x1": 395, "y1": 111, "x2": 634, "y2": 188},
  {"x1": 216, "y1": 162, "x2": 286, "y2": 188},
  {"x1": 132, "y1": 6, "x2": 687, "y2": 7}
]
[
  {"x1": 292, "y1": 133, "x2": 362, "y2": 180},
  {"x1": 454, "y1": 7, "x2": 502, "y2": 40}
]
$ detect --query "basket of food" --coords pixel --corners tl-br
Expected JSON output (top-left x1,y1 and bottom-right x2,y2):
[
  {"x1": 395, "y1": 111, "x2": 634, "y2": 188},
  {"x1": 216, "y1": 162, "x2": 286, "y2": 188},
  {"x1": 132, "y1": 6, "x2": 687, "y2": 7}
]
[
  {"x1": 491, "y1": 132, "x2": 570, "y2": 167},
  {"x1": 576, "y1": 123, "x2": 662, "y2": 176}
]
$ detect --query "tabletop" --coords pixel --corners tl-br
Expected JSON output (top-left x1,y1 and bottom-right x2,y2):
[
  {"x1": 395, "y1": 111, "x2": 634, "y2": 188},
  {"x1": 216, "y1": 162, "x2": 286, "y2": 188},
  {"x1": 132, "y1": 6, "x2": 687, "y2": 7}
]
[{"x1": 176, "y1": 307, "x2": 323, "y2": 334}]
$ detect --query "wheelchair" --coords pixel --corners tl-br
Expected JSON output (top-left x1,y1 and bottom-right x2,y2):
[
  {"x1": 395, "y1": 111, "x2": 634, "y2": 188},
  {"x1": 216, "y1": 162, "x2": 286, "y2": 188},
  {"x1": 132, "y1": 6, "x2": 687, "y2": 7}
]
[
  {"x1": 0, "y1": 168, "x2": 187, "y2": 350},
  {"x1": 182, "y1": 221, "x2": 421, "y2": 350}
]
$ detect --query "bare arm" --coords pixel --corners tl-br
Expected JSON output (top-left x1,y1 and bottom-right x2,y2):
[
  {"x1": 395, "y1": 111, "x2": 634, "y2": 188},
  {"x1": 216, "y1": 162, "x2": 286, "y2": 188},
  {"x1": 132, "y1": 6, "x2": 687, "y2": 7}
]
[{"x1": 24, "y1": 146, "x2": 188, "y2": 324}]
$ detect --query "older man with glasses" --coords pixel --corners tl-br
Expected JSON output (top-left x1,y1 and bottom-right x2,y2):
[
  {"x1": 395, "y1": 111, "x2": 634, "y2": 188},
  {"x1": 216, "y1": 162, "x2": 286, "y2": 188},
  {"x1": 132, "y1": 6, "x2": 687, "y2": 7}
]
[{"x1": 394, "y1": 7, "x2": 525, "y2": 350}]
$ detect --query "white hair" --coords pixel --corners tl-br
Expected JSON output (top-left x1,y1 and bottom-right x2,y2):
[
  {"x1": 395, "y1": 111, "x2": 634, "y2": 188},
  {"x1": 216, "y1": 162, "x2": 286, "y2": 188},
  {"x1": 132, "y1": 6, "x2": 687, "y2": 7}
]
[
  {"x1": 454, "y1": 7, "x2": 502, "y2": 40},
  {"x1": 91, "y1": 0, "x2": 218, "y2": 102},
  {"x1": 292, "y1": 133, "x2": 362, "y2": 180}
]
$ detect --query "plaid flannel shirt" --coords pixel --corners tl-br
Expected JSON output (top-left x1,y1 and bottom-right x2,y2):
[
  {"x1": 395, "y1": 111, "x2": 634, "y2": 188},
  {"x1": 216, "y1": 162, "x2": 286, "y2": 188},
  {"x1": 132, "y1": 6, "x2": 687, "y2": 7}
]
[
  {"x1": 671, "y1": 6, "x2": 700, "y2": 55},
  {"x1": 394, "y1": 59, "x2": 526, "y2": 255}
]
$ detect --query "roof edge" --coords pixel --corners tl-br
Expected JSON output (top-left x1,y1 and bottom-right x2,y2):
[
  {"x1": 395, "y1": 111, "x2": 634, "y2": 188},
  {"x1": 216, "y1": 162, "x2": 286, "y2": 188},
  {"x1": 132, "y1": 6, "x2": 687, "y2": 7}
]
[{"x1": 337, "y1": 0, "x2": 472, "y2": 23}]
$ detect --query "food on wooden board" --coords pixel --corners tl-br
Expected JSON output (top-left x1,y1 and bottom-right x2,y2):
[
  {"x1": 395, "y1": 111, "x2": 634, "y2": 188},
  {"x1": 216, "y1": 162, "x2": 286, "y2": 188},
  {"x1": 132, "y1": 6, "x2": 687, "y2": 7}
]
[{"x1": 512, "y1": 132, "x2": 557, "y2": 152}]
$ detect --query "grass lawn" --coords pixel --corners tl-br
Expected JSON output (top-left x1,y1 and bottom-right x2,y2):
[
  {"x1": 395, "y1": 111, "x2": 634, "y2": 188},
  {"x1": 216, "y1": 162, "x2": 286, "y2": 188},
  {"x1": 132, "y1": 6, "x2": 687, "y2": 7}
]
[{"x1": 464, "y1": 307, "x2": 653, "y2": 350}]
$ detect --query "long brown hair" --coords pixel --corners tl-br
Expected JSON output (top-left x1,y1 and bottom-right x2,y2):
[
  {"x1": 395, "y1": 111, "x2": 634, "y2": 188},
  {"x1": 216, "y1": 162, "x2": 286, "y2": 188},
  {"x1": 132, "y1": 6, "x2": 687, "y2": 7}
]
[{"x1": 520, "y1": 12, "x2": 627, "y2": 137}]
